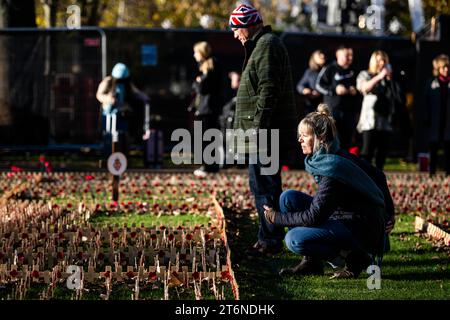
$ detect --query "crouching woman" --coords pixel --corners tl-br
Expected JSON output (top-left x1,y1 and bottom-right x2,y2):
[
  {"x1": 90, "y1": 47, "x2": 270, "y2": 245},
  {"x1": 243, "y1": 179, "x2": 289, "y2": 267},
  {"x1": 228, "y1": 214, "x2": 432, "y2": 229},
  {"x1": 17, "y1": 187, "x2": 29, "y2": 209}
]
[{"x1": 264, "y1": 104, "x2": 395, "y2": 278}]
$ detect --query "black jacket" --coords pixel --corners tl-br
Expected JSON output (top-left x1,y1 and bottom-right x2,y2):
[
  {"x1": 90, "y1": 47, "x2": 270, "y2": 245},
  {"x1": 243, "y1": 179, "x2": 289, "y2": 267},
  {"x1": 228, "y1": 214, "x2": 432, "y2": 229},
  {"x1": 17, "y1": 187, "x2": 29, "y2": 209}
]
[
  {"x1": 296, "y1": 68, "x2": 323, "y2": 112},
  {"x1": 316, "y1": 61, "x2": 359, "y2": 116},
  {"x1": 274, "y1": 150, "x2": 393, "y2": 255},
  {"x1": 192, "y1": 57, "x2": 223, "y2": 117}
]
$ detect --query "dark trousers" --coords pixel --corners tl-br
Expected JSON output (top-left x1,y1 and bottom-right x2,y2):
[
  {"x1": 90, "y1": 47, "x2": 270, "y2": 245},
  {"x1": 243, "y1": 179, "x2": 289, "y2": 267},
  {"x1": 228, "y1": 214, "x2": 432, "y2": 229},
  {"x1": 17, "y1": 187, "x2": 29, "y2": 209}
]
[
  {"x1": 197, "y1": 114, "x2": 220, "y2": 173},
  {"x1": 334, "y1": 111, "x2": 357, "y2": 151},
  {"x1": 429, "y1": 141, "x2": 450, "y2": 175},
  {"x1": 248, "y1": 159, "x2": 284, "y2": 247},
  {"x1": 279, "y1": 190, "x2": 360, "y2": 260},
  {"x1": 361, "y1": 130, "x2": 390, "y2": 171}
]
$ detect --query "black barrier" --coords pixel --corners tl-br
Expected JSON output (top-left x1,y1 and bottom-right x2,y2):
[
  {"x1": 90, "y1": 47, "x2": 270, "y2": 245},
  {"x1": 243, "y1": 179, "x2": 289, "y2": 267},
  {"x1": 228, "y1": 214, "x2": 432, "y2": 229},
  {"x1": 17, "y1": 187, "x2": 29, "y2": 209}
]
[
  {"x1": 0, "y1": 26, "x2": 449, "y2": 164},
  {"x1": 0, "y1": 28, "x2": 105, "y2": 146}
]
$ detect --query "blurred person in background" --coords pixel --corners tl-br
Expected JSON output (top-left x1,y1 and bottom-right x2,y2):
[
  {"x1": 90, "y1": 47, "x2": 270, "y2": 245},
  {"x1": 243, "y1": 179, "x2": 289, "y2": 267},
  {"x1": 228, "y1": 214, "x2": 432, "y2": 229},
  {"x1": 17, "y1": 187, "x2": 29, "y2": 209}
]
[
  {"x1": 356, "y1": 50, "x2": 404, "y2": 171},
  {"x1": 425, "y1": 54, "x2": 450, "y2": 176},
  {"x1": 297, "y1": 50, "x2": 326, "y2": 113},
  {"x1": 96, "y1": 63, "x2": 150, "y2": 158},
  {"x1": 191, "y1": 41, "x2": 223, "y2": 177},
  {"x1": 316, "y1": 45, "x2": 359, "y2": 151}
]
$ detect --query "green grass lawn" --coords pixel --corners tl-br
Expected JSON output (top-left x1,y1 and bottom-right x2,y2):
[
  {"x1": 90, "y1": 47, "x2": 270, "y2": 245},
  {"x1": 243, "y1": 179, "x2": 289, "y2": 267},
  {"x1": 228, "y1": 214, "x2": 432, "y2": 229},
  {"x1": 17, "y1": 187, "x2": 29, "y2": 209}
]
[
  {"x1": 89, "y1": 211, "x2": 211, "y2": 228},
  {"x1": 226, "y1": 211, "x2": 450, "y2": 300}
]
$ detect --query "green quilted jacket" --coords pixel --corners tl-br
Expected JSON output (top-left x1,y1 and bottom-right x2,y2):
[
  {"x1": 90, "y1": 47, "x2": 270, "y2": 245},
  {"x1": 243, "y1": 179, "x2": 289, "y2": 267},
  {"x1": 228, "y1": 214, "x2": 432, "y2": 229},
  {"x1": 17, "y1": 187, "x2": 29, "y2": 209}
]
[{"x1": 234, "y1": 26, "x2": 297, "y2": 156}]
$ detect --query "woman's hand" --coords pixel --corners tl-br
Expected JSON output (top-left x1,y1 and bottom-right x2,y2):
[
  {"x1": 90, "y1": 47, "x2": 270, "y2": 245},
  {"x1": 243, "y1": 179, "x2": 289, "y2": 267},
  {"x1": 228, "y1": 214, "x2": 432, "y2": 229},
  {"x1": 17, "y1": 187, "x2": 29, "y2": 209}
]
[{"x1": 263, "y1": 205, "x2": 278, "y2": 224}]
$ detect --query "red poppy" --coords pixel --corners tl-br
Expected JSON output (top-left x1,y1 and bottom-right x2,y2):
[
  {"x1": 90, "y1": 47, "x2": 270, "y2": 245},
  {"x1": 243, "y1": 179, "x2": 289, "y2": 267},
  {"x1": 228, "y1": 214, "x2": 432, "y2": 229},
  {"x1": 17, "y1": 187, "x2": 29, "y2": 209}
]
[
  {"x1": 112, "y1": 231, "x2": 119, "y2": 238},
  {"x1": 11, "y1": 166, "x2": 23, "y2": 173},
  {"x1": 221, "y1": 271, "x2": 232, "y2": 281},
  {"x1": 167, "y1": 203, "x2": 173, "y2": 210},
  {"x1": 56, "y1": 271, "x2": 62, "y2": 278},
  {"x1": 103, "y1": 271, "x2": 111, "y2": 278},
  {"x1": 146, "y1": 190, "x2": 152, "y2": 195},
  {"x1": 58, "y1": 233, "x2": 65, "y2": 240},
  {"x1": 150, "y1": 234, "x2": 157, "y2": 240},
  {"x1": 192, "y1": 204, "x2": 198, "y2": 210},
  {"x1": 148, "y1": 272, "x2": 157, "y2": 281},
  {"x1": 160, "y1": 226, "x2": 166, "y2": 231},
  {"x1": 85, "y1": 175, "x2": 95, "y2": 181},
  {"x1": 168, "y1": 234, "x2": 175, "y2": 241},
  {"x1": 10, "y1": 270, "x2": 19, "y2": 278},
  {"x1": 192, "y1": 272, "x2": 200, "y2": 280},
  {"x1": 67, "y1": 203, "x2": 73, "y2": 209},
  {"x1": 16, "y1": 252, "x2": 25, "y2": 262},
  {"x1": 186, "y1": 234, "x2": 193, "y2": 241},
  {"x1": 126, "y1": 271, "x2": 135, "y2": 279},
  {"x1": 130, "y1": 232, "x2": 137, "y2": 238},
  {"x1": 31, "y1": 270, "x2": 40, "y2": 279}
]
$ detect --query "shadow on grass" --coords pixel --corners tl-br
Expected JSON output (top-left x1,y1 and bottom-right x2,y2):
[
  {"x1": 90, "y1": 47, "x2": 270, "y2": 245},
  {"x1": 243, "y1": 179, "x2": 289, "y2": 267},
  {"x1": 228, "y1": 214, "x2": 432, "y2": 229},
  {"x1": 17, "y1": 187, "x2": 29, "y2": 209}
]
[
  {"x1": 224, "y1": 207, "x2": 298, "y2": 300},
  {"x1": 382, "y1": 271, "x2": 450, "y2": 281},
  {"x1": 382, "y1": 257, "x2": 450, "y2": 268}
]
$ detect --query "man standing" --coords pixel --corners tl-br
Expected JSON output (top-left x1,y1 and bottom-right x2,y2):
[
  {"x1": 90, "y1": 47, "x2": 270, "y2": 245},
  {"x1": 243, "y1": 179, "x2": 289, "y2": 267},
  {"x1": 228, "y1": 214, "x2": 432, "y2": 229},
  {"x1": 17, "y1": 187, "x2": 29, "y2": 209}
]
[
  {"x1": 316, "y1": 45, "x2": 359, "y2": 150},
  {"x1": 230, "y1": 4, "x2": 297, "y2": 255}
]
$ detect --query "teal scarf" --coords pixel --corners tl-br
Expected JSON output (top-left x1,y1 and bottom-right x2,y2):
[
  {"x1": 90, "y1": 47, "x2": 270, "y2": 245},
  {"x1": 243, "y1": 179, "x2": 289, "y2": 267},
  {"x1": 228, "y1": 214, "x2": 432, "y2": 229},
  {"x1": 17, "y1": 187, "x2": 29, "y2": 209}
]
[{"x1": 304, "y1": 139, "x2": 385, "y2": 208}]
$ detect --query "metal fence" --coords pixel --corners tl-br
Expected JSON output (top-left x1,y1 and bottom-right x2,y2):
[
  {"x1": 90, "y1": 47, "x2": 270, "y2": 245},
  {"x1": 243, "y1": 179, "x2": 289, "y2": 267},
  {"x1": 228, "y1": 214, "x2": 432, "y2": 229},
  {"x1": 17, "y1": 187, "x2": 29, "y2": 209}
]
[
  {"x1": 0, "y1": 27, "x2": 449, "y2": 160},
  {"x1": 0, "y1": 28, "x2": 105, "y2": 146}
]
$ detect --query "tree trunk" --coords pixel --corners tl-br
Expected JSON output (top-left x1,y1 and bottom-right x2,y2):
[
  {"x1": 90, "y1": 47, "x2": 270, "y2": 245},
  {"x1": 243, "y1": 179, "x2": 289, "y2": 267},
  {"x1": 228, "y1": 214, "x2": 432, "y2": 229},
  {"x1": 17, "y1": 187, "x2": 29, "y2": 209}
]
[{"x1": 41, "y1": 0, "x2": 57, "y2": 27}]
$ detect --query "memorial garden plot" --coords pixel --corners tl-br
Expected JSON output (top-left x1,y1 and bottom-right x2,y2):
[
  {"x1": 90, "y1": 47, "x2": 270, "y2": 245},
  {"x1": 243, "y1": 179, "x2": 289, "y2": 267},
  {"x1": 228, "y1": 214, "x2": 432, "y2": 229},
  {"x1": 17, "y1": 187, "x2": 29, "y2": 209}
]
[
  {"x1": 0, "y1": 171, "x2": 449, "y2": 300},
  {"x1": 0, "y1": 172, "x2": 239, "y2": 300}
]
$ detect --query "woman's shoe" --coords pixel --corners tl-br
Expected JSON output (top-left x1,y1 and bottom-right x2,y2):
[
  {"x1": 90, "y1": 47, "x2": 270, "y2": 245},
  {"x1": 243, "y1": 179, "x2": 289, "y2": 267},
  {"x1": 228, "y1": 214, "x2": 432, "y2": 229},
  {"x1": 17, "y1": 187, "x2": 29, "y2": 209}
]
[
  {"x1": 279, "y1": 256, "x2": 324, "y2": 276},
  {"x1": 330, "y1": 250, "x2": 372, "y2": 279}
]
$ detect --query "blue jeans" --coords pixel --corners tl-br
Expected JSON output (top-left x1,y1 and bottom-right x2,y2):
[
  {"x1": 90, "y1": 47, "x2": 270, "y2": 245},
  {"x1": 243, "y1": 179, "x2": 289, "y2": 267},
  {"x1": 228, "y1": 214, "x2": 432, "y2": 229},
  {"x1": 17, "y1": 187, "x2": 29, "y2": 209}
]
[
  {"x1": 279, "y1": 190, "x2": 360, "y2": 260},
  {"x1": 248, "y1": 160, "x2": 284, "y2": 247}
]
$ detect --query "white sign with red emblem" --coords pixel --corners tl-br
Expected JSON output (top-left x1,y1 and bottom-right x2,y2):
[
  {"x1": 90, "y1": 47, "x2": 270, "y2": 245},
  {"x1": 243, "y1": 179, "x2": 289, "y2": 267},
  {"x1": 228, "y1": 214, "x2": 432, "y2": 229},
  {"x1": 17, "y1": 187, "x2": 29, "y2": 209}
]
[{"x1": 107, "y1": 152, "x2": 127, "y2": 176}]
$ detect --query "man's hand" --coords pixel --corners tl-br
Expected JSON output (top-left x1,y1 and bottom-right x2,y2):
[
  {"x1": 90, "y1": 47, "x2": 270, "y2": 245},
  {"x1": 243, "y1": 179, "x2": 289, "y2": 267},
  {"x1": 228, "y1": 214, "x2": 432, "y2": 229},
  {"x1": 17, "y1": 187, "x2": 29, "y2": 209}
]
[
  {"x1": 336, "y1": 84, "x2": 348, "y2": 95},
  {"x1": 302, "y1": 88, "x2": 312, "y2": 95},
  {"x1": 385, "y1": 216, "x2": 396, "y2": 234},
  {"x1": 142, "y1": 129, "x2": 151, "y2": 140},
  {"x1": 311, "y1": 90, "x2": 321, "y2": 97},
  {"x1": 263, "y1": 205, "x2": 278, "y2": 224}
]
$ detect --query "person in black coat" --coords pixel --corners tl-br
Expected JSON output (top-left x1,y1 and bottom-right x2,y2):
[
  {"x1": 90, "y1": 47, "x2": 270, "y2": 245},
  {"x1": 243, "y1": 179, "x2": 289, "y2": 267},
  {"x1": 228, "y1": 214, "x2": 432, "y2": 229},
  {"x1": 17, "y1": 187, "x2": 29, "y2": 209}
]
[
  {"x1": 425, "y1": 54, "x2": 450, "y2": 175},
  {"x1": 316, "y1": 45, "x2": 359, "y2": 150},
  {"x1": 264, "y1": 104, "x2": 395, "y2": 279},
  {"x1": 297, "y1": 50, "x2": 326, "y2": 113},
  {"x1": 191, "y1": 41, "x2": 223, "y2": 177}
]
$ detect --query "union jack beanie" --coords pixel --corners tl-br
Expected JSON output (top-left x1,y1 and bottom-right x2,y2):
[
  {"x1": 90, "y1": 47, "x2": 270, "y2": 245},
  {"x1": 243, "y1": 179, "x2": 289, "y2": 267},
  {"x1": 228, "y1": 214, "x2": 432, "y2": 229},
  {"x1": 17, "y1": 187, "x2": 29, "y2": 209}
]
[{"x1": 229, "y1": 4, "x2": 263, "y2": 29}]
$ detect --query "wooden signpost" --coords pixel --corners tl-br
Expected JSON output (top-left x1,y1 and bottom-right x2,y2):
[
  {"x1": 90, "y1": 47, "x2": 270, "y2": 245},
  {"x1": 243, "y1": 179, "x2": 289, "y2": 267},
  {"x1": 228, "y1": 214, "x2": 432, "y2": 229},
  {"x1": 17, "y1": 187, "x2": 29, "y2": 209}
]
[{"x1": 107, "y1": 152, "x2": 127, "y2": 202}]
